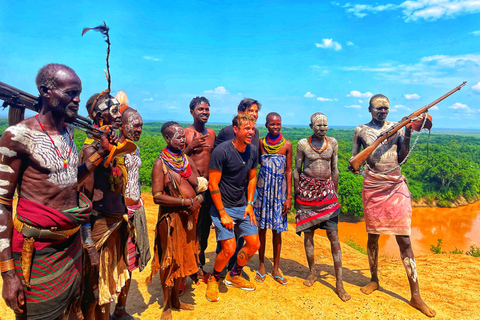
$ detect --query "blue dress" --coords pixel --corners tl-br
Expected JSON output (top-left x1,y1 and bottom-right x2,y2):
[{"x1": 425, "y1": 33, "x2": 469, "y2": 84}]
[{"x1": 253, "y1": 154, "x2": 288, "y2": 232}]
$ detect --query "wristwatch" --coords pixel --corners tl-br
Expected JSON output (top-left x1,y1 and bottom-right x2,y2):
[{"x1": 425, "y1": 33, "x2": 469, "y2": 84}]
[{"x1": 247, "y1": 201, "x2": 254, "y2": 206}]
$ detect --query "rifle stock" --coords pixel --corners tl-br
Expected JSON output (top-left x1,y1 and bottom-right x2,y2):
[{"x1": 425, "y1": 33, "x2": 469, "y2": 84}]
[{"x1": 348, "y1": 81, "x2": 467, "y2": 172}]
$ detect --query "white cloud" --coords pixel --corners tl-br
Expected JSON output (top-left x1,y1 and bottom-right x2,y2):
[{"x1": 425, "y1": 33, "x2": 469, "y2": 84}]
[
  {"x1": 304, "y1": 92, "x2": 315, "y2": 98},
  {"x1": 315, "y1": 39, "x2": 342, "y2": 51},
  {"x1": 430, "y1": 105, "x2": 439, "y2": 110},
  {"x1": 345, "y1": 105, "x2": 362, "y2": 108},
  {"x1": 338, "y1": 1, "x2": 480, "y2": 22},
  {"x1": 168, "y1": 106, "x2": 176, "y2": 109},
  {"x1": 358, "y1": 99, "x2": 363, "y2": 103},
  {"x1": 470, "y1": 30, "x2": 480, "y2": 36},
  {"x1": 143, "y1": 97, "x2": 154, "y2": 102},
  {"x1": 404, "y1": 93, "x2": 421, "y2": 100},
  {"x1": 346, "y1": 41, "x2": 355, "y2": 46},
  {"x1": 204, "y1": 86, "x2": 230, "y2": 95},
  {"x1": 472, "y1": 82, "x2": 480, "y2": 93},
  {"x1": 317, "y1": 97, "x2": 334, "y2": 102},
  {"x1": 143, "y1": 56, "x2": 161, "y2": 61},
  {"x1": 391, "y1": 104, "x2": 411, "y2": 112},
  {"x1": 348, "y1": 90, "x2": 373, "y2": 98},
  {"x1": 338, "y1": 53, "x2": 480, "y2": 85},
  {"x1": 448, "y1": 102, "x2": 469, "y2": 110}
]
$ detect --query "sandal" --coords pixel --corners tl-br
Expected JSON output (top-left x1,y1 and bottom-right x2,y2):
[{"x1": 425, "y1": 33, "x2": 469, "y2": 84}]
[{"x1": 254, "y1": 271, "x2": 267, "y2": 283}]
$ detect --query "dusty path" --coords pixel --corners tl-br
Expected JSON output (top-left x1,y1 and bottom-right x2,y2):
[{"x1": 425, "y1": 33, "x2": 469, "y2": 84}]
[{"x1": 1, "y1": 194, "x2": 479, "y2": 319}]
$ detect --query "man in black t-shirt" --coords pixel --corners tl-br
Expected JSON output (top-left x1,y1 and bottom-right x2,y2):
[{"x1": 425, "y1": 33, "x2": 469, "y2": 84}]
[
  {"x1": 214, "y1": 98, "x2": 261, "y2": 149},
  {"x1": 206, "y1": 114, "x2": 260, "y2": 302}
]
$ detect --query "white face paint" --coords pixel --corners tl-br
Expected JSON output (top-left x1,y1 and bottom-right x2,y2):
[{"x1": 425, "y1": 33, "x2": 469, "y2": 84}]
[
  {"x1": 7, "y1": 124, "x2": 78, "y2": 189},
  {"x1": 0, "y1": 225, "x2": 6, "y2": 232},
  {"x1": 0, "y1": 238, "x2": 10, "y2": 252},
  {"x1": 0, "y1": 147, "x2": 17, "y2": 157}
]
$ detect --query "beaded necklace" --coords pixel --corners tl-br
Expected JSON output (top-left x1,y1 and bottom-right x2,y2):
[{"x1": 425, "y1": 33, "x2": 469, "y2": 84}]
[
  {"x1": 35, "y1": 115, "x2": 73, "y2": 169},
  {"x1": 263, "y1": 133, "x2": 286, "y2": 154},
  {"x1": 308, "y1": 135, "x2": 328, "y2": 153},
  {"x1": 160, "y1": 147, "x2": 192, "y2": 179}
]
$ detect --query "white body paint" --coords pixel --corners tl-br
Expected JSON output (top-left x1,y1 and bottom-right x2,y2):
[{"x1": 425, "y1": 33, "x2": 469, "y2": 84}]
[
  {"x1": 125, "y1": 147, "x2": 142, "y2": 202},
  {"x1": 0, "y1": 147, "x2": 17, "y2": 157},
  {"x1": 7, "y1": 123, "x2": 78, "y2": 189},
  {"x1": 0, "y1": 225, "x2": 6, "y2": 232},
  {"x1": 0, "y1": 164, "x2": 14, "y2": 173},
  {"x1": 0, "y1": 238, "x2": 10, "y2": 252},
  {"x1": 403, "y1": 257, "x2": 418, "y2": 282}
]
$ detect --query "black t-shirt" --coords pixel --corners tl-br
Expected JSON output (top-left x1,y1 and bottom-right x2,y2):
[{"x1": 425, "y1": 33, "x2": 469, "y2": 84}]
[
  {"x1": 209, "y1": 140, "x2": 258, "y2": 208},
  {"x1": 214, "y1": 125, "x2": 260, "y2": 150}
]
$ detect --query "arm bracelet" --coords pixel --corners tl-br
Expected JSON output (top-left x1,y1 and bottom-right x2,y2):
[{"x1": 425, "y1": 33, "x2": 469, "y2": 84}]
[{"x1": 0, "y1": 259, "x2": 14, "y2": 273}]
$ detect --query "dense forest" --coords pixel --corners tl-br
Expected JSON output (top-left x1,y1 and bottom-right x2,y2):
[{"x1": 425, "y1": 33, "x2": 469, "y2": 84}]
[{"x1": 1, "y1": 119, "x2": 479, "y2": 218}]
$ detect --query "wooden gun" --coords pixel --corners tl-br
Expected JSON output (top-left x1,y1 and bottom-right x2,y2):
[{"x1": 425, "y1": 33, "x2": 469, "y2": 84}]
[
  {"x1": 0, "y1": 80, "x2": 136, "y2": 167},
  {"x1": 348, "y1": 81, "x2": 467, "y2": 172}
]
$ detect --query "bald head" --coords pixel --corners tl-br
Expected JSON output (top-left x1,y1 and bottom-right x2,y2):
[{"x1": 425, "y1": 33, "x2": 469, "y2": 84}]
[{"x1": 310, "y1": 112, "x2": 327, "y2": 125}]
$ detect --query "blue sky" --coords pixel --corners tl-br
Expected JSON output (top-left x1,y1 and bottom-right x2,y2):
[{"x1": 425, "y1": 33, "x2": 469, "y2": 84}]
[{"x1": 1, "y1": 0, "x2": 479, "y2": 129}]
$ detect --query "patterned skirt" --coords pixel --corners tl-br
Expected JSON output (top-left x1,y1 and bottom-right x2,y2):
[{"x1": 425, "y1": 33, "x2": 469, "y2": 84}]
[
  {"x1": 254, "y1": 154, "x2": 288, "y2": 232},
  {"x1": 295, "y1": 173, "x2": 340, "y2": 234}
]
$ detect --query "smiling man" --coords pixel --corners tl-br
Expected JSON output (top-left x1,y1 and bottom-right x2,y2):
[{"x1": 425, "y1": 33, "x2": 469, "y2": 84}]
[
  {"x1": 184, "y1": 97, "x2": 216, "y2": 278},
  {"x1": 206, "y1": 114, "x2": 260, "y2": 302},
  {"x1": 351, "y1": 94, "x2": 436, "y2": 317},
  {"x1": 0, "y1": 64, "x2": 115, "y2": 319},
  {"x1": 294, "y1": 112, "x2": 350, "y2": 302}
]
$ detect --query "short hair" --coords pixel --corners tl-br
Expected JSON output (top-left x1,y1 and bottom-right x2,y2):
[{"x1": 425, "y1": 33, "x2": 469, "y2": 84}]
[
  {"x1": 310, "y1": 112, "x2": 327, "y2": 124},
  {"x1": 265, "y1": 112, "x2": 281, "y2": 125},
  {"x1": 35, "y1": 63, "x2": 75, "y2": 91},
  {"x1": 189, "y1": 96, "x2": 210, "y2": 111},
  {"x1": 237, "y1": 98, "x2": 262, "y2": 113},
  {"x1": 161, "y1": 121, "x2": 179, "y2": 136},
  {"x1": 369, "y1": 94, "x2": 389, "y2": 112},
  {"x1": 232, "y1": 114, "x2": 255, "y2": 129}
]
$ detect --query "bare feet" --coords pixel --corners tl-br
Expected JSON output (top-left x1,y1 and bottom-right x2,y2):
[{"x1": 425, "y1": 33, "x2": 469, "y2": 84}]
[
  {"x1": 303, "y1": 273, "x2": 317, "y2": 287},
  {"x1": 172, "y1": 301, "x2": 194, "y2": 311},
  {"x1": 336, "y1": 286, "x2": 351, "y2": 302},
  {"x1": 360, "y1": 281, "x2": 379, "y2": 295},
  {"x1": 410, "y1": 297, "x2": 436, "y2": 317},
  {"x1": 160, "y1": 308, "x2": 172, "y2": 320}
]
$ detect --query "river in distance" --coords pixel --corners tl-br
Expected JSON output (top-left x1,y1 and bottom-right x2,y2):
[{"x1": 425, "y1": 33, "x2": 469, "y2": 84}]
[{"x1": 314, "y1": 201, "x2": 480, "y2": 258}]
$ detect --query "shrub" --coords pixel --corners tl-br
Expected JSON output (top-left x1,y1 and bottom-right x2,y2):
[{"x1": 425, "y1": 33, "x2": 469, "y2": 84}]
[
  {"x1": 449, "y1": 247, "x2": 463, "y2": 254},
  {"x1": 346, "y1": 238, "x2": 367, "y2": 255},
  {"x1": 430, "y1": 239, "x2": 446, "y2": 254},
  {"x1": 466, "y1": 245, "x2": 480, "y2": 257}
]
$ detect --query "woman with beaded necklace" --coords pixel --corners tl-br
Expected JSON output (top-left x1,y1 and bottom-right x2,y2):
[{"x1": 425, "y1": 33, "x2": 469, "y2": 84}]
[{"x1": 253, "y1": 112, "x2": 293, "y2": 285}]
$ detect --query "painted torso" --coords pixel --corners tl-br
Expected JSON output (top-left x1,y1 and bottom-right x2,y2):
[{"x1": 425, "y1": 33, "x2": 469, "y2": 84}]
[{"x1": 125, "y1": 147, "x2": 141, "y2": 202}]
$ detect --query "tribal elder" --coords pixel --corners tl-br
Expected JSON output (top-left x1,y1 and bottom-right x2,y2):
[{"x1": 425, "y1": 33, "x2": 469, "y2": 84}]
[
  {"x1": 184, "y1": 96, "x2": 216, "y2": 278},
  {"x1": 79, "y1": 92, "x2": 136, "y2": 320},
  {"x1": 350, "y1": 94, "x2": 436, "y2": 317},
  {"x1": 206, "y1": 114, "x2": 260, "y2": 302},
  {"x1": 0, "y1": 63, "x2": 116, "y2": 319},
  {"x1": 253, "y1": 112, "x2": 292, "y2": 285},
  {"x1": 294, "y1": 112, "x2": 350, "y2": 302},
  {"x1": 148, "y1": 121, "x2": 207, "y2": 320}
]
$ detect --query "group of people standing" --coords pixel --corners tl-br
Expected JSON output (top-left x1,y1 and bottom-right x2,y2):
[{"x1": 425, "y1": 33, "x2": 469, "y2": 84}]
[{"x1": 0, "y1": 62, "x2": 435, "y2": 320}]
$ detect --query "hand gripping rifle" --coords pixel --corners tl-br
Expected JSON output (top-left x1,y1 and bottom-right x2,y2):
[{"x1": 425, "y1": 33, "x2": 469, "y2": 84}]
[
  {"x1": 348, "y1": 81, "x2": 467, "y2": 172},
  {"x1": 0, "y1": 80, "x2": 136, "y2": 167}
]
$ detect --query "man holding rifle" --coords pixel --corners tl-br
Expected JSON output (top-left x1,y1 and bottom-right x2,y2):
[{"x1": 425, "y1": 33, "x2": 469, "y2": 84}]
[
  {"x1": 350, "y1": 94, "x2": 436, "y2": 317},
  {"x1": 0, "y1": 63, "x2": 116, "y2": 319}
]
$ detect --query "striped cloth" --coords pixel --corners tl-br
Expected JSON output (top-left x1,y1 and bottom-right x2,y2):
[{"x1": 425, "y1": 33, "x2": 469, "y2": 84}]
[
  {"x1": 362, "y1": 169, "x2": 412, "y2": 235},
  {"x1": 12, "y1": 195, "x2": 91, "y2": 320},
  {"x1": 295, "y1": 173, "x2": 340, "y2": 234}
]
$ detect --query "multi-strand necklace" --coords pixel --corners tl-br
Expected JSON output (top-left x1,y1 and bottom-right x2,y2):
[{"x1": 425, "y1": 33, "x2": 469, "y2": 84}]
[
  {"x1": 35, "y1": 115, "x2": 73, "y2": 169},
  {"x1": 308, "y1": 135, "x2": 328, "y2": 153},
  {"x1": 263, "y1": 132, "x2": 286, "y2": 154},
  {"x1": 160, "y1": 147, "x2": 191, "y2": 179}
]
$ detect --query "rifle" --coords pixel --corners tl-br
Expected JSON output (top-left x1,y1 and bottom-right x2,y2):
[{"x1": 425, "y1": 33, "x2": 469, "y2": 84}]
[
  {"x1": 0, "y1": 80, "x2": 136, "y2": 167},
  {"x1": 348, "y1": 81, "x2": 467, "y2": 172}
]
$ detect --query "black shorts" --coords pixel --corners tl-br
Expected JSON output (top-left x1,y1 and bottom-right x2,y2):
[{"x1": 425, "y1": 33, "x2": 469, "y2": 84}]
[{"x1": 302, "y1": 216, "x2": 338, "y2": 232}]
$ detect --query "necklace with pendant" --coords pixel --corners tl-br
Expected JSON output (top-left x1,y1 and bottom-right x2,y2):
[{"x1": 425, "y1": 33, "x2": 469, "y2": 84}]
[{"x1": 35, "y1": 115, "x2": 73, "y2": 169}]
